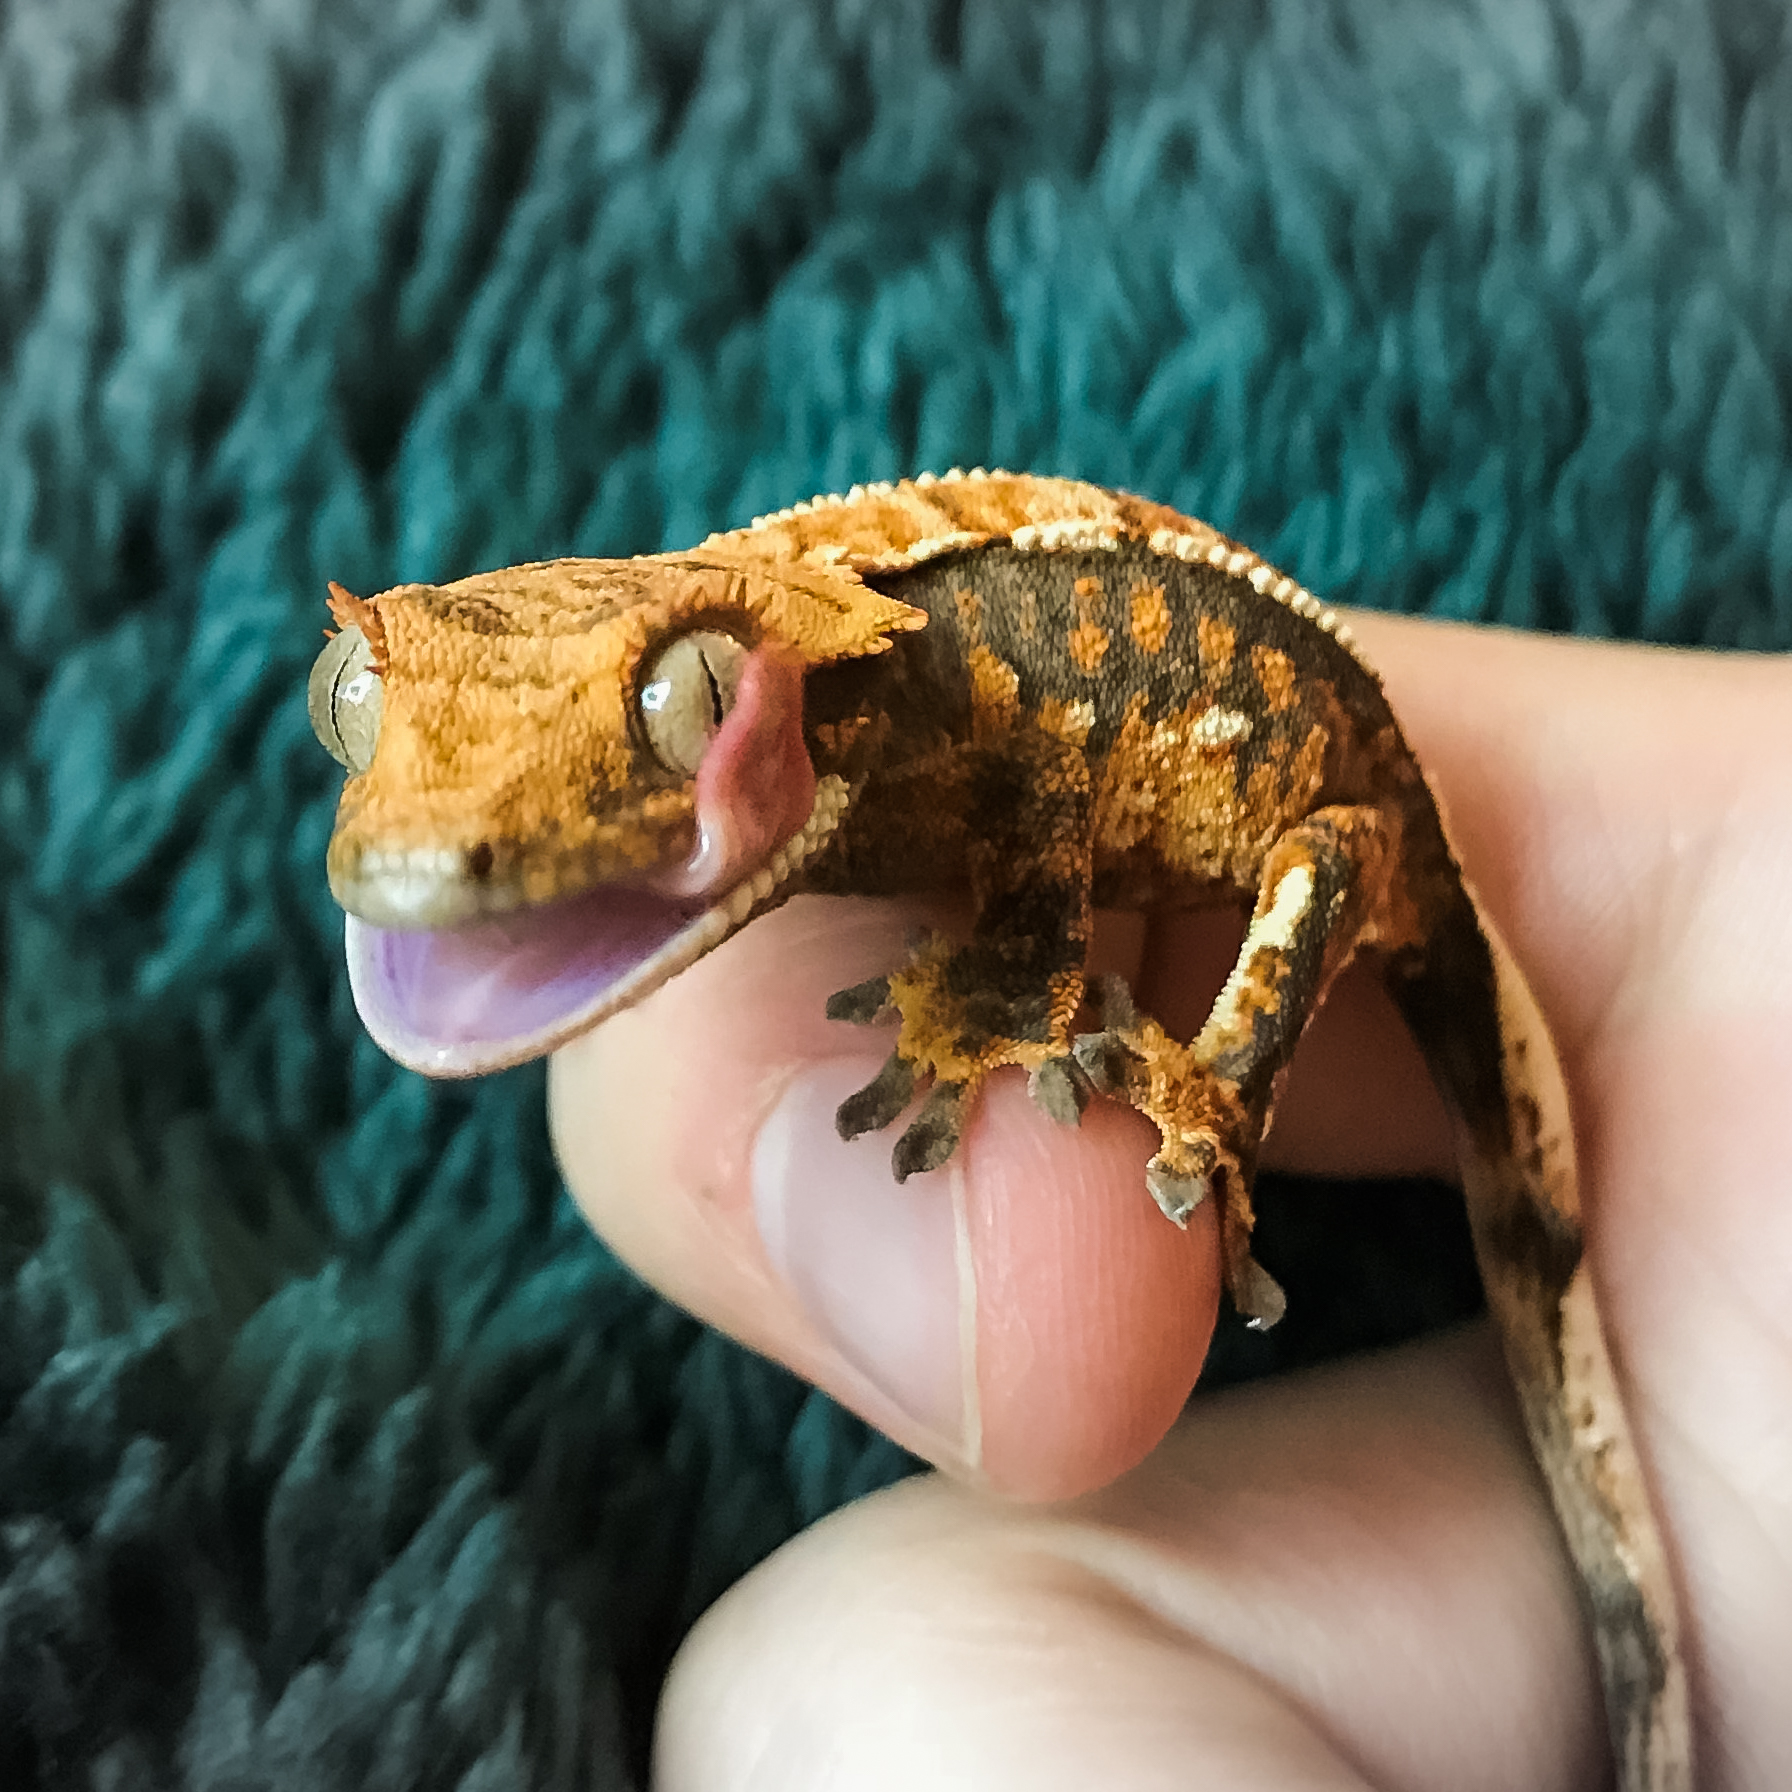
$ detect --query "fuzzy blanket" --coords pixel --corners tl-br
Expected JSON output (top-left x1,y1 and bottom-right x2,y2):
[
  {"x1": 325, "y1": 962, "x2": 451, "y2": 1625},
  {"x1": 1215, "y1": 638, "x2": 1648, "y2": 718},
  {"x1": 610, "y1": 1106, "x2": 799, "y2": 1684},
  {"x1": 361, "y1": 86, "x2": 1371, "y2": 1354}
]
[{"x1": 2, "y1": 1, "x2": 1786, "y2": 1784}]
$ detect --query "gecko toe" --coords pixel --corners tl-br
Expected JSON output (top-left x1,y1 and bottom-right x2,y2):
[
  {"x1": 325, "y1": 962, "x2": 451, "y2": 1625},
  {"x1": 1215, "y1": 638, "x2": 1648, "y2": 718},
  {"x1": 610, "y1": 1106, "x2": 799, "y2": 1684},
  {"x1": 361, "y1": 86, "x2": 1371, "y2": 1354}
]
[
  {"x1": 826, "y1": 976, "x2": 893, "y2": 1025},
  {"x1": 1145, "y1": 1155, "x2": 1211, "y2": 1226},
  {"x1": 1073, "y1": 1029, "x2": 1136, "y2": 1094},
  {"x1": 1028, "y1": 1056, "x2": 1092, "y2": 1125},
  {"x1": 835, "y1": 1050, "x2": 916, "y2": 1140},
  {"x1": 1234, "y1": 1256, "x2": 1288, "y2": 1331},
  {"x1": 1088, "y1": 972, "x2": 1139, "y2": 1031},
  {"x1": 891, "y1": 1081, "x2": 966, "y2": 1181}
]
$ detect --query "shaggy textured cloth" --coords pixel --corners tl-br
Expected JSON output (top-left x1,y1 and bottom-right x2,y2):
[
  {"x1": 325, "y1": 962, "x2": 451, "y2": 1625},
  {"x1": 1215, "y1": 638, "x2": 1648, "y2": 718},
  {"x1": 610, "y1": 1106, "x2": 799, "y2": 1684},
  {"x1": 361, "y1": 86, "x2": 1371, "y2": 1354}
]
[{"x1": 1, "y1": 0, "x2": 1787, "y2": 1784}]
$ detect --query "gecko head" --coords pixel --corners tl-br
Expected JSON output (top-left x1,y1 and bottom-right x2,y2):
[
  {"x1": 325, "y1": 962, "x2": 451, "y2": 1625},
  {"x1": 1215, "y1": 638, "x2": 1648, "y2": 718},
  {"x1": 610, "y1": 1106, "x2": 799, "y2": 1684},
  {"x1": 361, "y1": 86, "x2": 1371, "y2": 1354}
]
[{"x1": 309, "y1": 553, "x2": 922, "y2": 1075}]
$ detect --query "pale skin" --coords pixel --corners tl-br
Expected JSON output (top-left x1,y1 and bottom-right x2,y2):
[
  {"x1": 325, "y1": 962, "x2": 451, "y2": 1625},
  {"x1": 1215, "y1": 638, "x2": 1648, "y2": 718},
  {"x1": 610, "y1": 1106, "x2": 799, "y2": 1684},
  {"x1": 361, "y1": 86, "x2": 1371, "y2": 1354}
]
[{"x1": 549, "y1": 616, "x2": 1792, "y2": 1791}]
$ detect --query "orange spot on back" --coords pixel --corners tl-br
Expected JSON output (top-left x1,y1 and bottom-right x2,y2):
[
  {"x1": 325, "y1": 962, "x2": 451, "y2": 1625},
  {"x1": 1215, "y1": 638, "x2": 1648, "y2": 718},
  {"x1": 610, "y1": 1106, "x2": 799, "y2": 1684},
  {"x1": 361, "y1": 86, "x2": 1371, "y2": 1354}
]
[
  {"x1": 1129, "y1": 580, "x2": 1170, "y2": 653},
  {"x1": 1197, "y1": 614, "x2": 1235, "y2": 681},
  {"x1": 1253, "y1": 643, "x2": 1297, "y2": 711},
  {"x1": 1036, "y1": 694, "x2": 1096, "y2": 746},
  {"x1": 954, "y1": 586, "x2": 983, "y2": 641},
  {"x1": 1067, "y1": 620, "x2": 1110, "y2": 674},
  {"x1": 967, "y1": 642, "x2": 1022, "y2": 737}
]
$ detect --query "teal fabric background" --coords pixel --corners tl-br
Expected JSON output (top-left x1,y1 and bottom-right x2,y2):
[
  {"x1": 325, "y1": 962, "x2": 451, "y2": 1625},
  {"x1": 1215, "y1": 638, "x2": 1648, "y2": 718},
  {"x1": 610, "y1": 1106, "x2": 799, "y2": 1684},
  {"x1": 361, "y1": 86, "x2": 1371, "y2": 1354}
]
[{"x1": 1, "y1": 0, "x2": 1787, "y2": 1783}]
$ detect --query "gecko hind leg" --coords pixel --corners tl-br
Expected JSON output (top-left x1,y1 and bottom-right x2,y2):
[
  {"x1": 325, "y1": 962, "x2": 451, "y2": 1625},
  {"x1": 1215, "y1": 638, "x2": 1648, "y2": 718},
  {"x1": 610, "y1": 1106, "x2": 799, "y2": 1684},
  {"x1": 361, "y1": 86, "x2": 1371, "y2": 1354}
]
[{"x1": 1096, "y1": 806, "x2": 1408, "y2": 1326}]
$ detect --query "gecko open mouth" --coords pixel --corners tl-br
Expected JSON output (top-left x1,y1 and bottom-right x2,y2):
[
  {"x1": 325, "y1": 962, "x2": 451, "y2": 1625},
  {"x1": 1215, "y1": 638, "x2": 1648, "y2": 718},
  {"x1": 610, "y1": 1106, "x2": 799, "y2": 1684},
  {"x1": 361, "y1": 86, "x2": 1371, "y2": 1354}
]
[{"x1": 344, "y1": 773, "x2": 850, "y2": 1076}]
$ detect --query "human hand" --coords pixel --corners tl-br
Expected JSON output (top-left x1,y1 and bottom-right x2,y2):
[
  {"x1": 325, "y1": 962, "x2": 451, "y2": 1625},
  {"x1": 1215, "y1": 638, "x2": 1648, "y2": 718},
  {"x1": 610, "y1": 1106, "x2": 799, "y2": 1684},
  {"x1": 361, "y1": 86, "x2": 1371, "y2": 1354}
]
[{"x1": 550, "y1": 618, "x2": 1792, "y2": 1789}]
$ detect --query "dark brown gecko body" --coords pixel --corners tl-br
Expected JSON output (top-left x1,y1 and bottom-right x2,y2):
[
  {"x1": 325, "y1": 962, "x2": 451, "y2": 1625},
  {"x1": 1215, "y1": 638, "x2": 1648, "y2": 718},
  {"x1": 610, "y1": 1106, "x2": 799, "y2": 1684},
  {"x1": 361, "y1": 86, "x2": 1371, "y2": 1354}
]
[
  {"x1": 311, "y1": 473, "x2": 1687, "y2": 1789},
  {"x1": 805, "y1": 540, "x2": 1448, "y2": 1296}
]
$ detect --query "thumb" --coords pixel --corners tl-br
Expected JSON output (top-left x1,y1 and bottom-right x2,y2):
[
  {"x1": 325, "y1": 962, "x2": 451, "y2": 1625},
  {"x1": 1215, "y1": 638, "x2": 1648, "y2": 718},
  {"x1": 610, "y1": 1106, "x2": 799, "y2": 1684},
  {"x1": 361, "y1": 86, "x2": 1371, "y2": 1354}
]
[{"x1": 550, "y1": 895, "x2": 1219, "y2": 1500}]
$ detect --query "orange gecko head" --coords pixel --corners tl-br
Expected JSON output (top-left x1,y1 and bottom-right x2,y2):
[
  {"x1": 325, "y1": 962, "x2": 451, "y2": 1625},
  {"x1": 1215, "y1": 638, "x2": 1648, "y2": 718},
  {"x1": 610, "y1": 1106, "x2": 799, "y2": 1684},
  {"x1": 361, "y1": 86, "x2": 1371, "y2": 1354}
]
[{"x1": 310, "y1": 551, "x2": 922, "y2": 930}]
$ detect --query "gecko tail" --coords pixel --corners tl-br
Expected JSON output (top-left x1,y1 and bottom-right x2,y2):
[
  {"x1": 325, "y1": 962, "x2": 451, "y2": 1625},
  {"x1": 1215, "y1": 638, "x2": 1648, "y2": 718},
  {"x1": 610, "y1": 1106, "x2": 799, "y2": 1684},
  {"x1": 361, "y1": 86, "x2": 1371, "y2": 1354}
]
[{"x1": 1392, "y1": 892, "x2": 1691, "y2": 1792}]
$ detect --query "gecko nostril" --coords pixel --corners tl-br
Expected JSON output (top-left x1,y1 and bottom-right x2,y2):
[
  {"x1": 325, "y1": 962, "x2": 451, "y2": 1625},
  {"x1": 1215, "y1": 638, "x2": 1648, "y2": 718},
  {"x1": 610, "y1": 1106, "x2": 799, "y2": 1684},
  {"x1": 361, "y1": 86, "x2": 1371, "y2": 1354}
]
[{"x1": 467, "y1": 842, "x2": 495, "y2": 881}]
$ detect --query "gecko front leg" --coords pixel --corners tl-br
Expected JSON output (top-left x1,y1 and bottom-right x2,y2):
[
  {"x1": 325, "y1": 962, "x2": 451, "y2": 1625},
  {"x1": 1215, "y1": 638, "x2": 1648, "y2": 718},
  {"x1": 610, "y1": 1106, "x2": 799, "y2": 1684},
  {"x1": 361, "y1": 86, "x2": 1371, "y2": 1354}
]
[
  {"x1": 831, "y1": 728, "x2": 1095, "y2": 1180},
  {"x1": 1080, "y1": 805, "x2": 1407, "y2": 1325}
]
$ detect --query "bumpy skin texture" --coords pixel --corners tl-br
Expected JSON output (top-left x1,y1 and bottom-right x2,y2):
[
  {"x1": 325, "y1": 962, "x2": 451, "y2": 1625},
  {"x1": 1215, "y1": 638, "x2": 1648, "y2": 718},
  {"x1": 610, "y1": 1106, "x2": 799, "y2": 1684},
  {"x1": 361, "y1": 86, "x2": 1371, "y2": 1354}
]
[{"x1": 319, "y1": 472, "x2": 1688, "y2": 1791}]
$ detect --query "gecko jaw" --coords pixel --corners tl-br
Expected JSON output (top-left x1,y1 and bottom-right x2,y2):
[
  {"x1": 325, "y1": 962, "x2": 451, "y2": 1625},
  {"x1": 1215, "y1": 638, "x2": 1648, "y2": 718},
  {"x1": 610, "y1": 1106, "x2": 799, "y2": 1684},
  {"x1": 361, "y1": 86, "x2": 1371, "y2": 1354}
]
[{"x1": 345, "y1": 775, "x2": 851, "y2": 1077}]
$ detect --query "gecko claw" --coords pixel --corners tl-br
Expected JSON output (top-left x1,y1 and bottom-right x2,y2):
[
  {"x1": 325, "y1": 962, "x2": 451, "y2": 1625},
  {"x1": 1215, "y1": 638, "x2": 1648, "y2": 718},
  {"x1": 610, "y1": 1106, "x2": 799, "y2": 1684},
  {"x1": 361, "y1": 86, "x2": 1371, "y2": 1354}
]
[
  {"x1": 1028, "y1": 1056, "x2": 1092, "y2": 1125},
  {"x1": 892, "y1": 1080, "x2": 966, "y2": 1180},
  {"x1": 826, "y1": 976, "x2": 893, "y2": 1025},
  {"x1": 835, "y1": 1050, "x2": 915, "y2": 1140}
]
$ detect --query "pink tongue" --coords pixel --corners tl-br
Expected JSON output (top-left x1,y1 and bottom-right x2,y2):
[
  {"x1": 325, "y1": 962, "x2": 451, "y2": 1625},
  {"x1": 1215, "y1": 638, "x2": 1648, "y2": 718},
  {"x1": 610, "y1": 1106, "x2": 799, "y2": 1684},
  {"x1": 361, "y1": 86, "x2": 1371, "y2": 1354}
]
[
  {"x1": 347, "y1": 645, "x2": 817, "y2": 1076},
  {"x1": 346, "y1": 887, "x2": 700, "y2": 1072}
]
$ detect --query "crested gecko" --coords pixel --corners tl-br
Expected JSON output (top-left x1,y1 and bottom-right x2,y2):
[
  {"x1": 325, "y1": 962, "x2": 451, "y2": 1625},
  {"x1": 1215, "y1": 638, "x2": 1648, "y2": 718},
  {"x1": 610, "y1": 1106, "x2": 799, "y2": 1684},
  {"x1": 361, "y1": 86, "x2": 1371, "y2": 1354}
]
[{"x1": 310, "y1": 471, "x2": 1688, "y2": 1789}]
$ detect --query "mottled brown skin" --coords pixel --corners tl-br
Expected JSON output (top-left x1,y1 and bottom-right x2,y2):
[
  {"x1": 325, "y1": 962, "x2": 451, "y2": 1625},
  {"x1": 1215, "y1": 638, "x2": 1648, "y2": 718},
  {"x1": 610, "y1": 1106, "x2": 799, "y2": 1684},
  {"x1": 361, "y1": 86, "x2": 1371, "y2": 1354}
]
[
  {"x1": 800, "y1": 537, "x2": 1443, "y2": 1307},
  {"x1": 319, "y1": 472, "x2": 1687, "y2": 1791}
]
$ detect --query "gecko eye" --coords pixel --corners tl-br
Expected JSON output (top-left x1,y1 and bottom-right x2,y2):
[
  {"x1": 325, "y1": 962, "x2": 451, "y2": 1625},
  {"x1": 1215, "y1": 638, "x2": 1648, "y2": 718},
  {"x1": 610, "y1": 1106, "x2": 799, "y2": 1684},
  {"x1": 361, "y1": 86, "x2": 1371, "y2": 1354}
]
[
  {"x1": 637, "y1": 630, "x2": 748, "y2": 775},
  {"x1": 308, "y1": 625, "x2": 384, "y2": 774}
]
